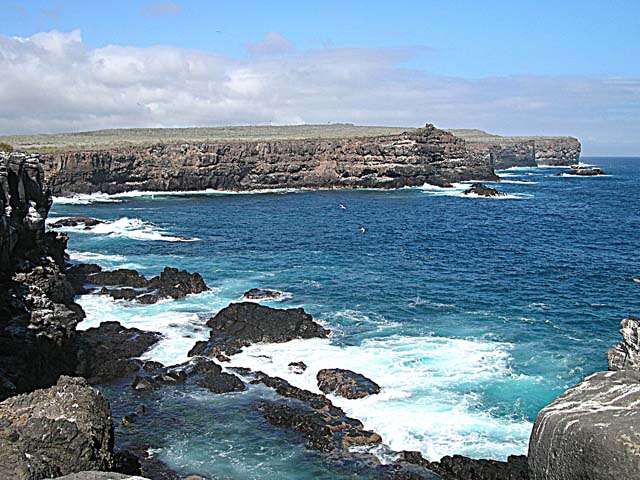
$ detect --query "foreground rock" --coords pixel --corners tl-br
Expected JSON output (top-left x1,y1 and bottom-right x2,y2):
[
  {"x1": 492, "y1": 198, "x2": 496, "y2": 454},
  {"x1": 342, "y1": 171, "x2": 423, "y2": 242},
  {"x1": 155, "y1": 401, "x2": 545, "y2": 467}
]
[
  {"x1": 67, "y1": 264, "x2": 208, "y2": 304},
  {"x1": 528, "y1": 370, "x2": 640, "y2": 480},
  {"x1": 607, "y1": 317, "x2": 640, "y2": 371},
  {"x1": 0, "y1": 376, "x2": 113, "y2": 479},
  {"x1": 463, "y1": 183, "x2": 506, "y2": 197},
  {"x1": 48, "y1": 474, "x2": 149, "y2": 480},
  {"x1": 0, "y1": 152, "x2": 85, "y2": 400},
  {"x1": 75, "y1": 321, "x2": 162, "y2": 383},
  {"x1": 316, "y1": 368, "x2": 381, "y2": 399},
  {"x1": 189, "y1": 302, "x2": 330, "y2": 357}
]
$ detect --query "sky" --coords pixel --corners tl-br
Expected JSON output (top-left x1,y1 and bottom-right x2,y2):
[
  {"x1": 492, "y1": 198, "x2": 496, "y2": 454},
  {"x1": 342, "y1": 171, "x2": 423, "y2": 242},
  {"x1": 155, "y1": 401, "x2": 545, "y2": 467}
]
[{"x1": 1, "y1": 1, "x2": 639, "y2": 155}]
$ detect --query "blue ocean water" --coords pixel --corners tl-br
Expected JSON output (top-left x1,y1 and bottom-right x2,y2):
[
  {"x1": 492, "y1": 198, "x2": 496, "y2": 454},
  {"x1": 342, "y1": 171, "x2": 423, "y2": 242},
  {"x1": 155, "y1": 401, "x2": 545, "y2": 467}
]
[{"x1": 49, "y1": 158, "x2": 640, "y2": 479}]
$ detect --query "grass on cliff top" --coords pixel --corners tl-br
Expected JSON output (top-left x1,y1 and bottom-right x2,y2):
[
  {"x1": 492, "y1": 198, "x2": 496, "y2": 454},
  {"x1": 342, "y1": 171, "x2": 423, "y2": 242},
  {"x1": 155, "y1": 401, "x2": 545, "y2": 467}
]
[{"x1": 0, "y1": 124, "x2": 416, "y2": 153}]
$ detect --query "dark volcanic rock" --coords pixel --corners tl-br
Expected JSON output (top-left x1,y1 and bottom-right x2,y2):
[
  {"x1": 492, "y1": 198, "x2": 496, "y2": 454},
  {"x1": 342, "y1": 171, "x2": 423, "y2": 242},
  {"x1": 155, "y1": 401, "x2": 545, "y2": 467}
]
[
  {"x1": 88, "y1": 268, "x2": 149, "y2": 288},
  {"x1": 51, "y1": 216, "x2": 104, "y2": 228},
  {"x1": 317, "y1": 368, "x2": 381, "y2": 399},
  {"x1": 243, "y1": 287, "x2": 284, "y2": 300},
  {"x1": 607, "y1": 317, "x2": 640, "y2": 371},
  {"x1": 51, "y1": 473, "x2": 150, "y2": 480},
  {"x1": 191, "y1": 302, "x2": 330, "y2": 356},
  {"x1": 288, "y1": 361, "x2": 307, "y2": 374},
  {"x1": 148, "y1": 266, "x2": 209, "y2": 300},
  {"x1": 0, "y1": 376, "x2": 113, "y2": 479},
  {"x1": 567, "y1": 164, "x2": 606, "y2": 176},
  {"x1": 463, "y1": 183, "x2": 505, "y2": 197},
  {"x1": 42, "y1": 125, "x2": 499, "y2": 196},
  {"x1": 74, "y1": 321, "x2": 161, "y2": 383},
  {"x1": 528, "y1": 370, "x2": 640, "y2": 480}
]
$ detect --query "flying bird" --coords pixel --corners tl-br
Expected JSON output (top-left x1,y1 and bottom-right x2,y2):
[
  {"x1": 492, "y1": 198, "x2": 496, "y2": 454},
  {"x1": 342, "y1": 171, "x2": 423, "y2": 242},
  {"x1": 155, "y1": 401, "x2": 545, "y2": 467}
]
[
  {"x1": 339, "y1": 204, "x2": 347, "y2": 210},
  {"x1": 360, "y1": 227, "x2": 366, "y2": 234}
]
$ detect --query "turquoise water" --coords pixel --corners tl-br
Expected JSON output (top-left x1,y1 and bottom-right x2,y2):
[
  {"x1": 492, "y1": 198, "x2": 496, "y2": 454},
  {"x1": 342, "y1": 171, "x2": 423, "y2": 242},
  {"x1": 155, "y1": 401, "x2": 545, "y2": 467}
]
[{"x1": 50, "y1": 158, "x2": 640, "y2": 478}]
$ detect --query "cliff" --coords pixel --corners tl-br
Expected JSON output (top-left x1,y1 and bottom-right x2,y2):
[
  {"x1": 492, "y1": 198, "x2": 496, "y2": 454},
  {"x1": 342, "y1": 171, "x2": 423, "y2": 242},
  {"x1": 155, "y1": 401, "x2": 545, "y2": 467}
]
[
  {"x1": 448, "y1": 130, "x2": 581, "y2": 168},
  {"x1": 40, "y1": 125, "x2": 498, "y2": 195}
]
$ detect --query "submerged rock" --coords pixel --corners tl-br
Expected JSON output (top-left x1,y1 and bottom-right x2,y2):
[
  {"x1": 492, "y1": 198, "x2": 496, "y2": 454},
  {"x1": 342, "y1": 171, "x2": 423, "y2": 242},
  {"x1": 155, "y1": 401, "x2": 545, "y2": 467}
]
[
  {"x1": 607, "y1": 317, "x2": 640, "y2": 371},
  {"x1": 316, "y1": 368, "x2": 381, "y2": 399},
  {"x1": 463, "y1": 183, "x2": 505, "y2": 197},
  {"x1": 0, "y1": 376, "x2": 113, "y2": 479},
  {"x1": 51, "y1": 216, "x2": 104, "y2": 228},
  {"x1": 243, "y1": 288, "x2": 285, "y2": 301},
  {"x1": 190, "y1": 302, "x2": 330, "y2": 356},
  {"x1": 528, "y1": 370, "x2": 640, "y2": 480}
]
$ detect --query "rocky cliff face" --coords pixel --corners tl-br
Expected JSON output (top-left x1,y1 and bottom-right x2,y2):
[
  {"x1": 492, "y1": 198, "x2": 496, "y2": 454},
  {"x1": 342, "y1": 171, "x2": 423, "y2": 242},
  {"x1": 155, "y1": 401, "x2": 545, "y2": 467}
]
[
  {"x1": 449, "y1": 130, "x2": 581, "y2": 168},
  {"x1": 41, "y1": 125, "x2": 498, "y2": 195},
  {"x1": 0, "y1": 152, "x2": 83, "y2": 400}
]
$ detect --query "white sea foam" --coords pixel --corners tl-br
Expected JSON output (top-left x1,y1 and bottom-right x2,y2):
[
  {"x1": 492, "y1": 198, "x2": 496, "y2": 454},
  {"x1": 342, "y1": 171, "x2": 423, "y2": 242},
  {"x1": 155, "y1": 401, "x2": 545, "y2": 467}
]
[
  {"x1": 228, "y1": 335, "x2": 533, "y2": 461},
  {"x1": 53, "y1": 187, "x2": 307, "y2": 205},
  {"x1": 68, "y1": 250, "x2": 127, "y2": 262},
  {"x1": 558, "y1": 173, "x2": 610, "y2": 178},
  {"x1": 54, "y1": 217, "x2": 198, "y2": 242},
  {"x1": 76, "y1": 294, "x2": 210, "y2": 365},
  {"x1": 416, "y1": 183, "x2": 532, "y2": 200},
  {"x1": 498, "y1": 180, "x2": 538, "y2": 185}
]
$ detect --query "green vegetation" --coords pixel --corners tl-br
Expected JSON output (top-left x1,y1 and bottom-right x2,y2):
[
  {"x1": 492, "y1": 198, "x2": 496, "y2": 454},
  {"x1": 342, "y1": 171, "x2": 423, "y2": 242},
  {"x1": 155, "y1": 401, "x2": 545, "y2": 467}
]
[
  {"x1": 0, "y1": 142, "x2": 13, "y2": 153},
  {"x1": 0, "y1": 124, "x2": 415, "y2": 153}
]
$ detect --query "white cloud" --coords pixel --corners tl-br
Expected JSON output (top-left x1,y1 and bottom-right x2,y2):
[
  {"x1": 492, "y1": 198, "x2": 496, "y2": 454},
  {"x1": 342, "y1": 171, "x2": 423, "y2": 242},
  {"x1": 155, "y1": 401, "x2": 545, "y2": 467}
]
[
  {"x1": 0, "y1": 30, "x2": 638, "y2": 154},
  {"x1": 246, "y1": 32, "x2": 295, "y2": 56},
  {"x1": 141, "y1": 2, "x2": 182, "y2": 17}
]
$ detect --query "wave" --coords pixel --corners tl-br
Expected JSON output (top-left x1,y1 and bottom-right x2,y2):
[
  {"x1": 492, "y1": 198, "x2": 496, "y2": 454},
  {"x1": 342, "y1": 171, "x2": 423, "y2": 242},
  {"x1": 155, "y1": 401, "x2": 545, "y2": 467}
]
[
  {"x1": 52, "y1": 187, "x2": 308, "y2": 205},
  {"x1": 52, "y1": 217, "x2": 198, "y2": 242},
  {"x1": 416, "y1": 183, "x2": 532, "y2": 200},
  {"x1": 227, "y1": 335, "x2": 533, "y2": 461},
  {"x1": 558, "y1": 173, "x2": 611, "y2": 178}
]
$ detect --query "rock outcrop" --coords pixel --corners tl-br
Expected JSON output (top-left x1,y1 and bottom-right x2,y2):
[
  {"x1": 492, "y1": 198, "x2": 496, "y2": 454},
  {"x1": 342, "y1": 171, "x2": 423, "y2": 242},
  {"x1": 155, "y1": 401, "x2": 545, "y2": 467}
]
[
  {"x1": 66, "y1": 264, "x2": 209, "y2": 304},
  {"x1": 567, "y1": 164, "x2": 606, "y2": 176},
  {"x1": 242, "y1": 288, "x2": 284, "y2": 301},
  {"x1": 449, "y1": 130, "x2": 581, "y2": 168},
  {"x1": 316, "y1": 368, "x2": 381, "y2": 399},
  {"x1": 189, "y1": 302, "x2": 330, "y2": 357},
  {"x1": 0, "y1": 152, "x2": 84, "y2": 400},
  {"x1": 462, "y1": 183, "x2": 506, "y2": 197},
  {"x1": 608, "y1": 317, "x2": 640, "y2": 371},
  {"x1": 528, "y1": 370, "x2": 640, "y2": 480},
  {"x1": 0, "y1": 376, "x2": 114, "y2": 479},
  {"x1": 41, "y1": 125, "x2": 498, "y2": 195}
]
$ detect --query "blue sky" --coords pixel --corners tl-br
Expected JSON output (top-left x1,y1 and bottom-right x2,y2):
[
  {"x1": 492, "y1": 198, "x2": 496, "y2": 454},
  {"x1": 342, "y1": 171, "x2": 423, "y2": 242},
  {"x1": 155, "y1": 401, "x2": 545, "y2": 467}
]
[{"x1": 2, "y1": 1, "x2": 640, "y2": 154}]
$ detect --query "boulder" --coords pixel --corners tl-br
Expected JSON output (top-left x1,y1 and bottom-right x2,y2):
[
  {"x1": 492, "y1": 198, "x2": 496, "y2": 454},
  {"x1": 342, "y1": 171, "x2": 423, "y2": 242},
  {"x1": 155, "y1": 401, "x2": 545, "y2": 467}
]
[
  {"x1": 463, "y1": 183, "x2": 505, "y2": 197},
  {"x1": 242, "y1": 288, "x2": 284, "y2": 301},
  {"x1": 288, "y1": 361, "x2": 307, "y2": 374},
  {"x1": 607, "y1": 317, "x2": 640, "y2": 371},
  {"x1": 528, "y1": 370, "x2": 640, "y2": 480},
  {"x1": 316, "y1": 368, "x2": 381, "y2": 399},
  {"x1": 0, "y1": 376, "x2": 113, "y2": 479},
  {"x1": 190, "y1": 302, "x2": 329, "y2": 357},
  {"x1": 74, "y1": 321, "x2": 161, "y2": 383},
  {"x1": 148, "y1": 267, "x2": 209, "y2": 300},
  {"x1": 88, "y1": 269, "x2": 149, "y2": 288}
]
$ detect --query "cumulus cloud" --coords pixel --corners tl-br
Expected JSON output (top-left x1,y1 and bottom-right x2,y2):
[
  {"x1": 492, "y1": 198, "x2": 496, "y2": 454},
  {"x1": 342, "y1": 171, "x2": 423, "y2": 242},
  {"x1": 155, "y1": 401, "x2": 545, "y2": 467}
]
[
  {"x1": 246, "y1": 32, "x2": 295, "y2": 56},
  {"x1": 141, "y1": 1, "x2": 182, "y2": 17},
  {"x1": 0, "y1": 30, "x2": 638, "y2": 154}
]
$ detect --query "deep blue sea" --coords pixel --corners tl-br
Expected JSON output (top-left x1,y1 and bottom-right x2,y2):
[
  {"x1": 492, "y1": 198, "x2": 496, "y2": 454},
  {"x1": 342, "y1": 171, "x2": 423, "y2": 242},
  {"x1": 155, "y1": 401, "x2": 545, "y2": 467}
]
[{"x1": 49, "y1": 158, "x2": 640, "y2": 479}]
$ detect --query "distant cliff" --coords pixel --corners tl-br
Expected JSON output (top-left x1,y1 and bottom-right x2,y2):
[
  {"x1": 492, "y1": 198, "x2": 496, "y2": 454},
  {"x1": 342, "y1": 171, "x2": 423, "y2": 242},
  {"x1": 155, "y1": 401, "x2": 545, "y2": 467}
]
[
  {"x1": 41, "y1": 125, "x2": 498, "y2": 195},
  {"x1": 449, "y1": 130, "x2": 581, "y2": 168}
]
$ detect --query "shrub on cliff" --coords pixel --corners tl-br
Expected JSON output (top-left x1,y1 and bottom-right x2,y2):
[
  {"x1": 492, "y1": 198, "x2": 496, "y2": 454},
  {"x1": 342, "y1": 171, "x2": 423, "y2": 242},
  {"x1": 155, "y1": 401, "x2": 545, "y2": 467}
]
[{"x1": 0, "y1": 142, "x2": 13, "y2": 152}]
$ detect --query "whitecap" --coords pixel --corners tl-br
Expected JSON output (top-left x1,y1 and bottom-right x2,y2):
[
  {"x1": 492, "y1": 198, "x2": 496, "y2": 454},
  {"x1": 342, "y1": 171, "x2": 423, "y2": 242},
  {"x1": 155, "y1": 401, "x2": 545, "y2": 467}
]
[
  {"x1": 54, "y1": 217, "x2": 198, "y2": 242},
  {"x1": 228, "y1": 335, "x2": 534, "y2": 461}
]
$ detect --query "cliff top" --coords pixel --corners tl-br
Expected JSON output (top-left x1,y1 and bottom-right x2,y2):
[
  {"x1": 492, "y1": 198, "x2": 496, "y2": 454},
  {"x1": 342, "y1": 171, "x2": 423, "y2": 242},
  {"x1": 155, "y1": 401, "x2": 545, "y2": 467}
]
[
  {"x1": 0, "y1": 124, "x2": 579, "y2": 153},
  {"x1": 447, "y1": 128, "x2": 578, "y2": 144},
  {"x1": 0, "y1": 124, "x2": 414, "y2": 152}
]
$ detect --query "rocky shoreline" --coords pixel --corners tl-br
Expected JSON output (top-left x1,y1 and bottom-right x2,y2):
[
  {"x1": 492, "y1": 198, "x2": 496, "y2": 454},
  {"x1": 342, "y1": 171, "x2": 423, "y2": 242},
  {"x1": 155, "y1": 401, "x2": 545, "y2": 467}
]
[{"x1": 1, "y1": 150, "x2": 635, "y2": 480}]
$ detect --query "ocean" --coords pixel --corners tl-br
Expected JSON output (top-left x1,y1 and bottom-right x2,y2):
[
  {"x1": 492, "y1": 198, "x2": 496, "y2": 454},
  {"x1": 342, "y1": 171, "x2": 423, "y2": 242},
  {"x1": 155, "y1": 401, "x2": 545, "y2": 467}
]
[{"x1": 49, "y1": 158, "x2": 640, "y2": 479}]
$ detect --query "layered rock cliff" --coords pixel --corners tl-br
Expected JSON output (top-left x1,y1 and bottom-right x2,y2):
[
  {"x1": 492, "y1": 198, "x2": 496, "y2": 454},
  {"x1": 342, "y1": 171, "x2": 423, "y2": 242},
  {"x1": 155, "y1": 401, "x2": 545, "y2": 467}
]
[
  {"x1": 449, "y1": 130, "x2": 581, "y2": 168},
  {"x1": 41, "y1": 125, "x2": 498, "y2": 195}
]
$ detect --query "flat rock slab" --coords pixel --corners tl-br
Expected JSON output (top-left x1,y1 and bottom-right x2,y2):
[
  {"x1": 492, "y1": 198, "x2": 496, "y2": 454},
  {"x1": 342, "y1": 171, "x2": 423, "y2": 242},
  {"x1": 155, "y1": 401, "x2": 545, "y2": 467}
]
[
  {"x1": 528, "y1": 370, "x2": 640, "y2": 480},
  {"x1": 316, "y1": 368, "x2": 381, "y2": 399}
]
